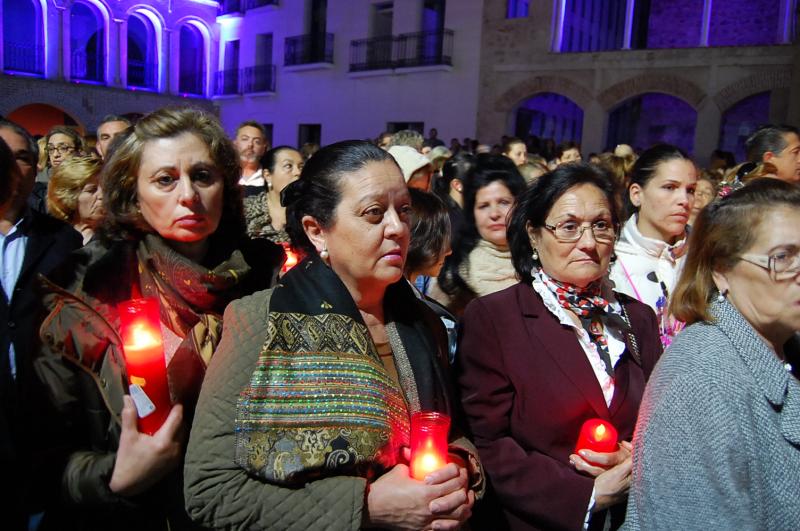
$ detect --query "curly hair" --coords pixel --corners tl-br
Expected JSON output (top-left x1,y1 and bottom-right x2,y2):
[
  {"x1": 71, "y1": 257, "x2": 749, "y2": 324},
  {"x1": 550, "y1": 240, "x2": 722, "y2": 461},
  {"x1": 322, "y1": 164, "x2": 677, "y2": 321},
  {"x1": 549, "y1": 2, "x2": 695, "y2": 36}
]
[
  {"x1": 100, "y1": 107, "x2": 244, "y2": 242},
  {"x1": 45, "y1": 126, "x2": 84, "y2": 167},
  {"x1": 47, "y1": 155, "x2": 102, "y2": 223}
]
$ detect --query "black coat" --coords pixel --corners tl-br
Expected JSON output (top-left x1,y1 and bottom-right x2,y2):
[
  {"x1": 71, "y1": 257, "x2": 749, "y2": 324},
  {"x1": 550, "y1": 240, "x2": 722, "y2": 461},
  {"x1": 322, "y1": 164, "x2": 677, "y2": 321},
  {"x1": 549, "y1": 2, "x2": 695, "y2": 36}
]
[{"x1": 0, "y1": 210, "x2": 82, "y2": 529}]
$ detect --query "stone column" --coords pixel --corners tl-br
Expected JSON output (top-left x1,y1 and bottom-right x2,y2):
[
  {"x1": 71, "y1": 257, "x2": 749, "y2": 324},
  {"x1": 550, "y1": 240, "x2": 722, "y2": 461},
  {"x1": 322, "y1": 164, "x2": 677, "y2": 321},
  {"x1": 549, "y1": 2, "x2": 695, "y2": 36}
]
[
  {"x1": 693, "y1": 98, "x2": 721, "y2": 166},
  {"x1": 112, "y1": 18, "x2": 125, "y2": 87},
  {"x1": 581, "y1": 100, "x2": 606, "y2": 156}
]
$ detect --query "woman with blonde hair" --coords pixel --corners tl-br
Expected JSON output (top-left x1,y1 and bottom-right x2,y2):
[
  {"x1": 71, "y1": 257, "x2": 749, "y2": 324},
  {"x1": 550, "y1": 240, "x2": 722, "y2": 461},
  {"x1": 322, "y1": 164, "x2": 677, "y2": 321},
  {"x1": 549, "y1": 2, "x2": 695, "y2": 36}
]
[
  {"x1": 47, "y1": 155, "x2": 104, "y2": 244},
  {"x1": 36, "y1": 107, "x2": 283, "y2": 530}
]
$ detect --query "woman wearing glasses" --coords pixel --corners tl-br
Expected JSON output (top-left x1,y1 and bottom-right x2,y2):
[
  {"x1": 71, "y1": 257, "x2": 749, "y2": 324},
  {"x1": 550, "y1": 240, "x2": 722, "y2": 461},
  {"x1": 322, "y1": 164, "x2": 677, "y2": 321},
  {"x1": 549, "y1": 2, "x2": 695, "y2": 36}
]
[
  {"x1": 457, "y1": 163, "x2": 662, "y2": 530},
  {"x1": 626, "y1": 178, "x2": 800, "y2": 528},
  {"x1": 37, "y1": 126, "x2": 84, "y2": 184}
]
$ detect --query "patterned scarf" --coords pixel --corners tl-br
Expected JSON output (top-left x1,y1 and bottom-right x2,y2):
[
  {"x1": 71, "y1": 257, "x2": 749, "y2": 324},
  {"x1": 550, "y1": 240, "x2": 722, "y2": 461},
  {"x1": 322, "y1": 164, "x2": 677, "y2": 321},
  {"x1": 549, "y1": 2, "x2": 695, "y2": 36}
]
[
  {"x1": 235, "y1": 257, "x2": 450, "y2": 486},
  {"x1": 540, "y1": 271, "x2": 615, "y2": 376}
]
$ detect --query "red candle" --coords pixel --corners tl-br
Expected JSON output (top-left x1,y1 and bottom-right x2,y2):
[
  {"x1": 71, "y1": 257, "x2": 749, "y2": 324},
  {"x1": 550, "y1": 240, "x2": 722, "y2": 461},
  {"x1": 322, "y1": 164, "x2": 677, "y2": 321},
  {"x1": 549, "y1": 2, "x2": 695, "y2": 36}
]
[
  {"x1": 409, "y1": 411, "x2": 450, "y2": 480},
  {"x1": 281, "y1": 242, "x2": 299, "y2": 274},
  {"x1": 575, "y1": 418, "x2": 618, "y2": 465},
  {"x1": 117, "y1": 298, "x2": 172, "y2": 435}
]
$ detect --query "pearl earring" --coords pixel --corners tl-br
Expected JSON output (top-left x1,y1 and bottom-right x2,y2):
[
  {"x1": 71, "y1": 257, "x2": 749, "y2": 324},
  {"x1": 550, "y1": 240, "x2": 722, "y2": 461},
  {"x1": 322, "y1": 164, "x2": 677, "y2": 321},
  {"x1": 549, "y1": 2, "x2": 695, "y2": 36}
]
[
  {"x1": 531, "y1": 248, "x2": 539, "y2": 261},
  {"x1": 717, "y1": 289, "x2": 728, "y2": 302},
  {"x1": 320, "y1": 246, "x2": 329, "y2": 260}
]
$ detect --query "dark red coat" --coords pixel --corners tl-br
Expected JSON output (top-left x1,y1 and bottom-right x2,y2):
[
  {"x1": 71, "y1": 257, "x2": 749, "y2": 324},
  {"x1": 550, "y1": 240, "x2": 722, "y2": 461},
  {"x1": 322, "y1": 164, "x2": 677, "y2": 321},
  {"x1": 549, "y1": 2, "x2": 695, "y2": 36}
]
[{"x1": 457, "y1": 282, "x2": 661, "y2": 531}]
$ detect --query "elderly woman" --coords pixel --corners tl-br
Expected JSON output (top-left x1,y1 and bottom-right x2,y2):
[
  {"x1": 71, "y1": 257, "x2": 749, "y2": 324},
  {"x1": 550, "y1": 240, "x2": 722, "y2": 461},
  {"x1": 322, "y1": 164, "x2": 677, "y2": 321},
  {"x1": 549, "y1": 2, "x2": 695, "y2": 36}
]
[
  {"x1": 458, "y1": 163, "x2": 662, "y2": 530},
  {"x1": 46, "y1": 155, "x2": 104, "y2": 244},
  {"x1": 35, "y1": 108, "x2": 283, "y2": 530},
  {"x1": 184, "y1": 140, "x2": 483, "y2": 530},
  {"x1": 626, "y1": 178, "x2": 800, "y2": 529},
  {"x1": 430, "y1": 154, "x2": 526, "y2": 316},
  {"x1": 609, "y1": 144, "x2": 697, "y2": 348},
  {"x1": 242, "y1": 145, "x2": 304, "y2": 243}
]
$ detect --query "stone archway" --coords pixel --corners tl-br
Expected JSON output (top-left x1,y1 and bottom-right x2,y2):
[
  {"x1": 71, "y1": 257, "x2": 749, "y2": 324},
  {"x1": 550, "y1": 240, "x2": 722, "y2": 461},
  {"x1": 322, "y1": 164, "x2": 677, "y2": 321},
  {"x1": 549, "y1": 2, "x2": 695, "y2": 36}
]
[
  {"x1": 0, "y1": 84, "x2": 92, "y2": 133},
  {"x1": 714, "y1": 70, "x2": 791, "y2": 113},
  {"x1": 495, "y1": 76, "x2": 594, "y2": 113},
  {"x1": 598, "y1": 74, "x2": 707, "y2": 111}
]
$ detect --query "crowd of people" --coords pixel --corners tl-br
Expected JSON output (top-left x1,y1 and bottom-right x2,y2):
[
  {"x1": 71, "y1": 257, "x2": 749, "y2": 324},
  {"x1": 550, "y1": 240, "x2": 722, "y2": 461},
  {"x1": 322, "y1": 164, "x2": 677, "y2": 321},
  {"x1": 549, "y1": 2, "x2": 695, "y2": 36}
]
[{"x1": 1, "y1": 107, "x2": 800, "y2": 531}]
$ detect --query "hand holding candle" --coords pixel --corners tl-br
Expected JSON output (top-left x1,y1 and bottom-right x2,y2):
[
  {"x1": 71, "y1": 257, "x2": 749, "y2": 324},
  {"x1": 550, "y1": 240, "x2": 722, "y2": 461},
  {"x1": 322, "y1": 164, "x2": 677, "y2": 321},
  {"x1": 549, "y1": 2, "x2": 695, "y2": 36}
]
[
  {"x1": 118, "y1": 298, "x2": 172, "y2": 435},
  {"x1": 574, "y1": 418, "x2": 618, "y2": 466},
  {"x1": 409, "y1": 411, "x2": 450, "y2": 480}
]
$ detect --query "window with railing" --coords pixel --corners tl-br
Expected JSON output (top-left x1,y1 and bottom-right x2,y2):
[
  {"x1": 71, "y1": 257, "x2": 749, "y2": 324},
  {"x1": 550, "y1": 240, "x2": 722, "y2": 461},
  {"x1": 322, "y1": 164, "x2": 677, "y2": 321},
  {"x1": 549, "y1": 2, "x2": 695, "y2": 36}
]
[
  {"x1": 349, "y1": 29, "x2": 453, "y2": 72},
  {"x1": 219, "y1": 0, "x2": 278, "y2": 15},
  {"x1": 4, "y1": 42, "x2": 44, "y2": 75},
  {"x1": 284, "y1": 33, "x2": 334, "y2": 65},
  {"x1": 213, "y1": 65, "x2": 276, "y2": 95},
  {"x1": 3, "y1": 0, "x2": 44, "y2": 75}
]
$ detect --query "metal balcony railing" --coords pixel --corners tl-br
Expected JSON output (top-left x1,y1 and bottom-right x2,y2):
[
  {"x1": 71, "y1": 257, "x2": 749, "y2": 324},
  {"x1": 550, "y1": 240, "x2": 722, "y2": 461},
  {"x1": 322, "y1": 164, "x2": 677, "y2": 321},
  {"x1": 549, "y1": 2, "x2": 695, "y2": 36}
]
[
  {"x1": 219, "y1": 0, "x2": 278, "y2": 14},
  {"x1": 349, "y1": 29, "x2": 453, "y2": 72},
  {"x1": 3, "y1": 41, "x2": 44, "y2": 75},
  {"x1": 284, "y1": 33, "x2": 334, "y2": 66},
  {"x1": 241, "y1": 64, "x2": 276, "y2": 93},
  {"x1": 71, "y1": 48, "x2": 104, "y2": 82},
  {"x1": 214, "y1": 68, "x2": 240, "y2": 95},
  {"x1": 127, "y1": 60, "x2": 158, "y2": 89},
  {"x1": 243, "y1": 0, "x2": 279, "y2": 9}
]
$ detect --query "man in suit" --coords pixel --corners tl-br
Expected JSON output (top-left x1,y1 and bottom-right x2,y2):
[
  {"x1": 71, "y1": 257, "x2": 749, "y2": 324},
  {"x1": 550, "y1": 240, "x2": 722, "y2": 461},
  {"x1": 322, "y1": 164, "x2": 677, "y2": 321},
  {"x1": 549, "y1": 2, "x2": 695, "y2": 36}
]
[{"x1": 0, "y1": 120, "x2": 82, "y2": 529}]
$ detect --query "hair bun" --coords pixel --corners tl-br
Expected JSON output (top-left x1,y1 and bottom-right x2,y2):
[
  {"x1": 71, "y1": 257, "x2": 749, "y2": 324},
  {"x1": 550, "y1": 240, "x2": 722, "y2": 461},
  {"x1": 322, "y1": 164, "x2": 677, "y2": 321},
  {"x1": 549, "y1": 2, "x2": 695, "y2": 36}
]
[{"x1": 280, "y1": 179, "x2": 308, "y2": 207}]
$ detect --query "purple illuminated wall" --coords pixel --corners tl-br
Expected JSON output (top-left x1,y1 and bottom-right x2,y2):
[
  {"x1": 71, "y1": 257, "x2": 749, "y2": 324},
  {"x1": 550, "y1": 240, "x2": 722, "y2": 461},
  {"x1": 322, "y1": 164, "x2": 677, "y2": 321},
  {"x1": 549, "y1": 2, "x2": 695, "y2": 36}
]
[
  {"x1": 560, "y1": 0, "x2": 627, "y2": 52},
  {"x1": 607, "y1": 93, "x2": 697, "y2": 154},
  {"x1": 646, "y1": 0, "x2": 703, "y2": 49},
  {"x1": 515, "y1": 93, "x2": 584, "y2": 144},
  {"x1": 709, "y1": 0, "x2": 780, "y2": 47},
  {"x1": 719, "y1": 92, "x2": 771, "y2": 162}
]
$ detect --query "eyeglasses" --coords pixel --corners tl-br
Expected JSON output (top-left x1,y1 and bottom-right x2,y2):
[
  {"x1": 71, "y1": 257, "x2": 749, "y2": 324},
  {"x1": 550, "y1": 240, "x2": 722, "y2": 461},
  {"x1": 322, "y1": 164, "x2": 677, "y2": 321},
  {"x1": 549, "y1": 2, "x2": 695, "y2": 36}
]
[
  {"x1": 740, "y1": 251, "x2": 800, "y2": 280},
  {"x1": 543, "y1": 220, "x2": 616, "y2": 243},
  {"x1": 47, "y1": 144, "x2": 76, "y2": 155}
]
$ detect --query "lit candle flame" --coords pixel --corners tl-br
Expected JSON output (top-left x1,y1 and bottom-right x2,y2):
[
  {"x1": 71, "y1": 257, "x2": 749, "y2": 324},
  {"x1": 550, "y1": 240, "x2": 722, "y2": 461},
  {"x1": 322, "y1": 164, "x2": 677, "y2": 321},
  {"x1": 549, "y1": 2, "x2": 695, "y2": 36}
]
[
  {"x1": 595, "y1": 424, "x2": 607, "y2": 439},
  {"x1": 129, "y1": 323, "x2": 161, "y2": 348}
]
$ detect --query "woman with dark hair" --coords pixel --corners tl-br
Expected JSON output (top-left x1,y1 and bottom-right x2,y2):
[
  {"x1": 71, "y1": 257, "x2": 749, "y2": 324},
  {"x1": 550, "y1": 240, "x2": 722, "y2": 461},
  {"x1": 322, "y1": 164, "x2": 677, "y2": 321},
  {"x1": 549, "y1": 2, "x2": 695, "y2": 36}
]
[
  {"x1": 609, "y1": 144, "x2": 697, "y2": 348},
  {"x1": 35, "y1": 107, "x2": 284, "y2": 530},
  {"x1": 430, "y1": 154, "x2": 526, "y2": 316},
  {"x1": 458, "y1": 162, "x2": 662, "y2": 530},
  {"x1": 555, "y1": 141, "x2": 582, "y2": 166},
  {"x1": 433, "y1": 153, "x2": 475, "y2": 244},
  {"x1": 38, "y1": 125, "x2": 84, "y2": 183},
  {"x1": 242, "y1": 145, "x2": 304, "y2": 243},
  {"x1": 502, "y1": 137, "x2": 528, "y2": 167},
  {"x1": 627, "y1": 178, "x2": 800, "y2": 529},
  {"x1": 405, "y1": 188, "x2": 457, "y2": 361},
  {"x1": 184, "y1": 140, "x2": 483, "y2": 530}
]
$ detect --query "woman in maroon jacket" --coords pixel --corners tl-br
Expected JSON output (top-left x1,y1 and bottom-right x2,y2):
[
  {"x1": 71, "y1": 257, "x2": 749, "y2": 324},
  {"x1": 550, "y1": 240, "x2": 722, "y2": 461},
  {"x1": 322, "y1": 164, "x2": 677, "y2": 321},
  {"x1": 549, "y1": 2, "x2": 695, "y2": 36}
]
[{"x1": 457, "y1": 163, "x2": 662, "y2": 530}]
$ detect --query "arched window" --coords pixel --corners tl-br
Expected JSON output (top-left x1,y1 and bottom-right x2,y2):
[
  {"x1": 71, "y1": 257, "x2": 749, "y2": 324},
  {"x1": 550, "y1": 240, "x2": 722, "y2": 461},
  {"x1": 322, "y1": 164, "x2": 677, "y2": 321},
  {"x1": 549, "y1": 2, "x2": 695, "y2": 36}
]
[
  {"x1": 70, "y1": 1, "x2": 105, "y2": 83},
  {"x1": 127, "y1": 14, "x2": 156, "y2": 89},
  {"x1": 719, "y1": 92, "x2": 771, "y2": 162},
  {"x1": 606, "y1": 93, "x2": 697, "y2": 154},
  {"x1": 3, "y1": 0, "x2": 43, "y2": 74},
  {"x1": 179, "y1": 24, "x2": 205, "y2": 96},
  {"x1": 515, "y1": 93, "x2": 584, "y2": 145}
]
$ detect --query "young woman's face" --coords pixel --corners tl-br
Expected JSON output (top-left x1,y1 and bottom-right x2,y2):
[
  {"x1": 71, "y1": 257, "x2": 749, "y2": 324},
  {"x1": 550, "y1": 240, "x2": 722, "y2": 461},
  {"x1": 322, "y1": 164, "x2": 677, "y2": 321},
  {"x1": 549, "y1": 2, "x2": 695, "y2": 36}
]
[
  {"x1": 474, "y1": 181, "x2": 515, "y2": 247},
  {"x1": 505, "y1": 142, "x2": 527, "y2": 167},
  {"x1": 630, "y1": 158, "x2": 697, "y2": 243}
]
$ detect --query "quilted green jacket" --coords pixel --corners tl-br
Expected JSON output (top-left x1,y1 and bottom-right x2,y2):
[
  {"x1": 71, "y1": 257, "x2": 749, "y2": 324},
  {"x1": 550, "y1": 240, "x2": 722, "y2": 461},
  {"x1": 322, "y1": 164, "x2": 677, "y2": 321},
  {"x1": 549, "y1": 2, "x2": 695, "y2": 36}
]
[{"x1": 184, "y1": 289, "x2": 484, "y2": 530}]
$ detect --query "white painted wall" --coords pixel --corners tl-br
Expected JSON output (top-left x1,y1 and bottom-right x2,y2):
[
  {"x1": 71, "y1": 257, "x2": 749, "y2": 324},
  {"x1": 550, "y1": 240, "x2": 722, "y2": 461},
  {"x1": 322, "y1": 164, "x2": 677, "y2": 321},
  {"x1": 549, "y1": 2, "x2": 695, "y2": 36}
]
[{"x1": 216, "y1": 0, "x2": 484, "y2": 146}]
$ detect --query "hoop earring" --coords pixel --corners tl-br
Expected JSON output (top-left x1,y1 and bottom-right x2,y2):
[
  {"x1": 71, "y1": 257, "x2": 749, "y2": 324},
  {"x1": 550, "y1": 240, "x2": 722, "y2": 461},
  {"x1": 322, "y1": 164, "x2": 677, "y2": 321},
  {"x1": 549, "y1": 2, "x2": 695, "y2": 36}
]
[
  {"x1": 610, "y1": 252, "x2": 617, "y2": 264},
  {"x1": 266, "y1": 180, "x2": 273, "y2": 192}
]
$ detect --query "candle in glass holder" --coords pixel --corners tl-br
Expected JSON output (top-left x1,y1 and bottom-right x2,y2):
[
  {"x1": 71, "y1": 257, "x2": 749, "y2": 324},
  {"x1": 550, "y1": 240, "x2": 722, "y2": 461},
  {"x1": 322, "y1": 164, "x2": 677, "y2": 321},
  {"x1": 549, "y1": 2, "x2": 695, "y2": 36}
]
[
  {"x1": 575, "y1": 418, "x2": 618, "y2": 465},
  {"x1": 117, "y1": 298, "x2": 172, "y2": 435},
  {"x1": 409, "y1": 411, "x2": 450, "y2": 480},
  {"x1": 281, "y1": 242, "x2": 299, "y2": 274}
]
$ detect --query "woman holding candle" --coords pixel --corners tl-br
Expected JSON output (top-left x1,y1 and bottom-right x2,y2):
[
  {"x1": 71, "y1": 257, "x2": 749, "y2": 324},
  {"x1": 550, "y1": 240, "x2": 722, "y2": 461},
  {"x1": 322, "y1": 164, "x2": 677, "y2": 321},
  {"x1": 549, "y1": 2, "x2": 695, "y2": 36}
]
[
  {"x1": 457, "y1": 163, "x2": 662, "y2": 530},
  {"x1": 184, "y1": 140, "x2": 483, "y2": 530},
  {"x1": 35, "y1": 108, "x2": 283, "y2": 530},
  {"x1": 609, "y1": 144, "x2": 697, "y2": 348},
  {"x1": 625, "y1": 179, "x2": 800, "y2": 529}
]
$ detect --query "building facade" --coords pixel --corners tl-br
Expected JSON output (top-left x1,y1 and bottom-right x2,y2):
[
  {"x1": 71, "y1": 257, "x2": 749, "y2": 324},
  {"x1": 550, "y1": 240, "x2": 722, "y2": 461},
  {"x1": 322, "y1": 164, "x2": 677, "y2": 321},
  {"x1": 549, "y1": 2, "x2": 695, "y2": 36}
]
[{"x1": 482, "y1": 0, "x2": 800, "y2": 162}]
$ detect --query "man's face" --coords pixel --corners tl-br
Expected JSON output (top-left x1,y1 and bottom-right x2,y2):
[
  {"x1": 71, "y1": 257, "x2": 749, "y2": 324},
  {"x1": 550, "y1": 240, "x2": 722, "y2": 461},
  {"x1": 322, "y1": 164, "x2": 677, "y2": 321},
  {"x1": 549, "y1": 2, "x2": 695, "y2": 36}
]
[
  {"x1": 233, "y1": 126, "x2": 267, "y2": 165},
  {"x1": 96, "y1": 120, "x2": 129, "y2": 159},
  {"x1": 0, "y1": 126, "x2": 36, "y2": 202},
  {"x1": 765, "y1": 132, "x2": 800, "y2": 183}
]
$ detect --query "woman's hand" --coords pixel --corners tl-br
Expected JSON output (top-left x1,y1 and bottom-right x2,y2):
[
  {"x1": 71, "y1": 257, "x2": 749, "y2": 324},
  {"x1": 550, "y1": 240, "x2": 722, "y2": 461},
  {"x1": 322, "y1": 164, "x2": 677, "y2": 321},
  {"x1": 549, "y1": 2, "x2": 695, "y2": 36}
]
[
  {"x1": 109, "y1": 396, "x2": 184, "y2": 497},
  {"x1": 569, "y1": 440, "x2": 632, "y2": 477},
  {"x1": 365, "y1": 461, "x2": 473, "y2": 530},
  {"x1": 571, "y1": 441, "x2": 633, "y2": 512}
]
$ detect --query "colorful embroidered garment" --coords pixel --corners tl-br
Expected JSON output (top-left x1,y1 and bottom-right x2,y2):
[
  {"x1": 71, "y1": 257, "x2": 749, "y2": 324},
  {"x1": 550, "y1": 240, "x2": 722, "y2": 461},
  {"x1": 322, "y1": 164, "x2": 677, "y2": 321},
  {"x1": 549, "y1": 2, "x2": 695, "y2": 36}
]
[
  {"x1": 540, "y1": 272, "x2": 615, "y2": 376},
  {"x1": 235, "y1": 257, "x2": 450, "y2": 485}
]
